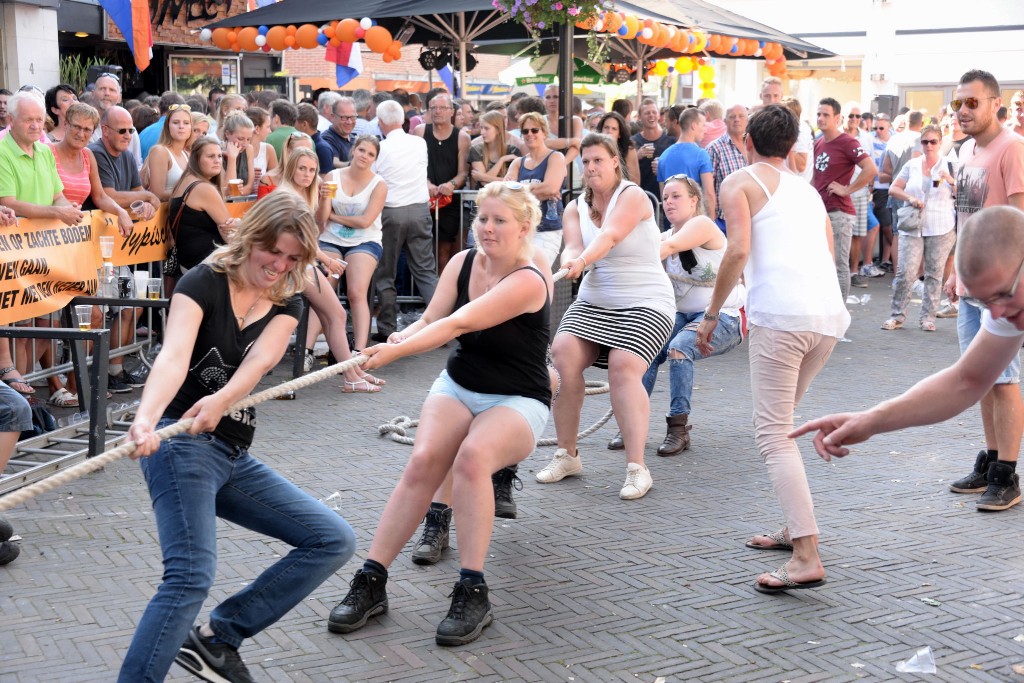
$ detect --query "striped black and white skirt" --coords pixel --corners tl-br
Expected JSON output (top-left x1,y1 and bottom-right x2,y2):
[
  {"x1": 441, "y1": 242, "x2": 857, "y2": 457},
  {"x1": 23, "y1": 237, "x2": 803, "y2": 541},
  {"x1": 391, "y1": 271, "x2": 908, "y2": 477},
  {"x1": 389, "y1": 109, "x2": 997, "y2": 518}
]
[{"x1": 556, "y1": 299, "x2": 673, "y2": 369}]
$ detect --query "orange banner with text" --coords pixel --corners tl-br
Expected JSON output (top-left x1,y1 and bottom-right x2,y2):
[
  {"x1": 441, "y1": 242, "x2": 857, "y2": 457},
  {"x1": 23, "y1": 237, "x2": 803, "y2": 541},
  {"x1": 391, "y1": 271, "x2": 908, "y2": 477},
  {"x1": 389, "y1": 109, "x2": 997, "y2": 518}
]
[
  {"x1": 0, "y1": 218, "x2": 99, "y2": 324},
  {"x1": 92, "y1": 204, "x2": 170, "y2": 267}
]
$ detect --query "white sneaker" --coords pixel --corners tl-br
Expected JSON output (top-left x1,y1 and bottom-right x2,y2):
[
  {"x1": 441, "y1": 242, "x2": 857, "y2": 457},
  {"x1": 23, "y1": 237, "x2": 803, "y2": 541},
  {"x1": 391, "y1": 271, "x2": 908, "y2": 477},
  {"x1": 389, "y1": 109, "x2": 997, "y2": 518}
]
[
  {"x1": 619, "y1": 463, "x2": 653, "y2": 500},
  {"x1": 536, "y1": 448, "x2": 582, "y2": 483}
]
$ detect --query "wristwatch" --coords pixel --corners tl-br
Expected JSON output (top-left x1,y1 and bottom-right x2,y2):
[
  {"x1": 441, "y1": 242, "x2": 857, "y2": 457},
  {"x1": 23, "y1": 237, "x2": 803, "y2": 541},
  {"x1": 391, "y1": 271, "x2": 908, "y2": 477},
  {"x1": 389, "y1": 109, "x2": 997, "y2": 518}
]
[{"x1": 703, "y1": 310, "x2": 719, "y2": 321}]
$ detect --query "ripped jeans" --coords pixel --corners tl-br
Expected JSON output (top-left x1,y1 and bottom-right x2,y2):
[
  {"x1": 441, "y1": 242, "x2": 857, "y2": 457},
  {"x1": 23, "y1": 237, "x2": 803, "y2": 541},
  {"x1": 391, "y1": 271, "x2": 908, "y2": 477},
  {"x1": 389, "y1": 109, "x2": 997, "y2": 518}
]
[{"x1": 642, "y1": 310, "x2": 743, "y2": 417}]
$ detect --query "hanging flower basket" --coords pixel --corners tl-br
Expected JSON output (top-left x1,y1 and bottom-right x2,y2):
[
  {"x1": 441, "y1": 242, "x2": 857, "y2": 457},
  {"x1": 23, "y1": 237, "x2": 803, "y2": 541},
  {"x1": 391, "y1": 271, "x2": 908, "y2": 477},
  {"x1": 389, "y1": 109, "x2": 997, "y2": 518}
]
[{"x1": 492, "y1": 0, "x2": 606, "y2": 36}]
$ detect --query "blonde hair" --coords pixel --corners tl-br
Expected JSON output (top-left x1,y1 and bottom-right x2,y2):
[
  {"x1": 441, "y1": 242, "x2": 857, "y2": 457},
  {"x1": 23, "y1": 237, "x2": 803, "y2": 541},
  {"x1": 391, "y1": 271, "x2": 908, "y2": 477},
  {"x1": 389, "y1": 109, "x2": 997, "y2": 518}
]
[
  {"x1": 474, "y1": 180, "x2": 541, "y2": 261},
  {"x1": 662, "y1": 174, "x2": 707, "y2": 219},
  {"x1": 222, "y1": 111, "x2": 254, "y2": 137},
  {"x1": 216, "y1": 94, "x2": 247, "y2": 132},
  {"x1": 209, "y1": 191, "x2": 318, "y2": 304},
  {"x1": 479, "y1": 110, "x2": 510, "y2": 178},
  {"x1": 517, "y1": 111, "x2": 549, "y2": 136},
  {"x1": 277, "y1": 147, "x2": 321, "y2": 209},
  {"x1": 580, "y1": 133, "x2": 623, "y2": 222}
]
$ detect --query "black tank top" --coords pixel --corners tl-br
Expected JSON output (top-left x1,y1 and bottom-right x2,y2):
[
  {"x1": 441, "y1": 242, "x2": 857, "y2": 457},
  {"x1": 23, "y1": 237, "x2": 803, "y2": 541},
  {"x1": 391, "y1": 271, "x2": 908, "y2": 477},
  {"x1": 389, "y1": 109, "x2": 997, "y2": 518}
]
[
  {"x1": 446, "y1": 249, "x2": 551, "y2": 407},
  {"x1": 424, "y1": 124, "x2": 460, "y2": 186}
]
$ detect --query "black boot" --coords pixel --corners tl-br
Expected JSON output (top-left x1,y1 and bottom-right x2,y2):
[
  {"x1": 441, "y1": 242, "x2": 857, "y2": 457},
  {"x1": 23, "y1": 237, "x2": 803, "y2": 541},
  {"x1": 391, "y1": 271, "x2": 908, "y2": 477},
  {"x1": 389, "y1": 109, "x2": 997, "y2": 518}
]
[
  {"x1": 949, "y1": 450, "x2": 993, "y2": 493},
  {"x1": 656, "y1": 414, "x2": 692, "y2": 456},
  {"x1": 411, "y1": 505, "x2": 452, "y2": 565},
  {"x1": 976, "y1": 461, "x2": 1022, "y2": 511},
  {"x1": 607, "y1": 431, "x2": 624, "y2": 450},
  {"x1": 327, "y1": 568, "x2": 389, "y2": 633},
  {"x1": 0, "y1": 515, "x2": 12, "y2": 542},
  {"x1": 492, "y1": 466, "x2": 522, "y2": 520},
  {"x1": 435, "y1": 578, "x2": 493, "y2": 646}
]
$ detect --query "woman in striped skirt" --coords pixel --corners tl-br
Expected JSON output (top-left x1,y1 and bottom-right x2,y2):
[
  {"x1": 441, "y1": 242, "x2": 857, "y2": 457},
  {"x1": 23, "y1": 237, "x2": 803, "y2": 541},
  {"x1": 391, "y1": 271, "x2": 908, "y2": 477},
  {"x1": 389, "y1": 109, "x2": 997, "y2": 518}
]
[{"x1": 536, "y1": 133, "x2": 675, "y2": 500}]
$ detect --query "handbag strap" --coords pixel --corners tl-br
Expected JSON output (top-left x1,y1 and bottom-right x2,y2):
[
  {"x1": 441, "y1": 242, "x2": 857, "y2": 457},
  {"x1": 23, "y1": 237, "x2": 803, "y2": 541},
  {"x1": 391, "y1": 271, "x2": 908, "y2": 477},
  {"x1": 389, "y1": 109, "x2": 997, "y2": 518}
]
[{"x1": 169, "y1": 180, "x2": 202, "y2": 241}]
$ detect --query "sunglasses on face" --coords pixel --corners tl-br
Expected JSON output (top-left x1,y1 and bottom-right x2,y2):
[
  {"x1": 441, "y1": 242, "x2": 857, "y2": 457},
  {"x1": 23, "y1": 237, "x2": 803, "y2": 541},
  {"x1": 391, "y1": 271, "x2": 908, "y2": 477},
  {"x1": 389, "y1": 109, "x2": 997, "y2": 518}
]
[
  {"x1": 520, "y1": 127, "x2": 541, "y2": 135},
  {"x1": 104, "y1": 124, "x2": 135, "y2": 135},
  {"x1": 951, "y1": 96, "x2": 996, "y2": 111},
  {"x1": 848, "y1": 113, "x2": 861, "y2": 119},
  {"x1": 874, "y1": 126, "x2": 887, "y2": 131},
  {"x1": 920, "y1": 139, "x2": 940, "y2": 146}
]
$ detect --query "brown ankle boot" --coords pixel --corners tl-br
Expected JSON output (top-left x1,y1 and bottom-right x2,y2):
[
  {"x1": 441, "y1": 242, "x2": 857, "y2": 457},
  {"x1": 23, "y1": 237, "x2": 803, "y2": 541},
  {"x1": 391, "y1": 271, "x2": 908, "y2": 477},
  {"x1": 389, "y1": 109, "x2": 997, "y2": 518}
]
[{"x1": 657, "y1": 414, "x2": 691, "y2": 456}]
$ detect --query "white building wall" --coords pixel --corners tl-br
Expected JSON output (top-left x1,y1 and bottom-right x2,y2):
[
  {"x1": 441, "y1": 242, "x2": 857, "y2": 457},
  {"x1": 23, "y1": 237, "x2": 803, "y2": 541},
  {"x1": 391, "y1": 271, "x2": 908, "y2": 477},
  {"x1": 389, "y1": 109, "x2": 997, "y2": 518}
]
[{"x1": 0, "y1": 3, "x2": 60, "y2": 90}]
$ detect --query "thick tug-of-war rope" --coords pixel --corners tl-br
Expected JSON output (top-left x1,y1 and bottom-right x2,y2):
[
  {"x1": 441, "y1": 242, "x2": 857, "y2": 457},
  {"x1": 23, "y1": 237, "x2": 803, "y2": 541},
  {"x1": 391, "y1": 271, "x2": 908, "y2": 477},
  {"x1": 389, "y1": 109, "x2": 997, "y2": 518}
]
[
  {"x1": 377, "y1": 266, "x2": 616, "y2": 448},
  {"x1": 0, "y1": 356, "x2": 368, "y2": 512}
]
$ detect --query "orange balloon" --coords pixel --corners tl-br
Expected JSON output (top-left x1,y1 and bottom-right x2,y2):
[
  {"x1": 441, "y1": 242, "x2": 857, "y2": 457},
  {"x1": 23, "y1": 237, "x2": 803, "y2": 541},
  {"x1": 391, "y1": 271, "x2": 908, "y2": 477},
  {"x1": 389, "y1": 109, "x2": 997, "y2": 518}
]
[
  {"x1": 623, "y1": 15, "x2": 639, "y2": 39},
  {"x1": 575, "y1": 17, "x2": 597, "y2": 30},
  {"x1": 383, "y1": 53, "x2": 394, "y2": 63},
  {"x1": 296, "y1": 24, "x2": 319, "y2": 49},
  {"x1": 364, "y1": 25, "x2": 392, "y2": 53},
  {"x1": 336, "y1": 18, "x2": 360, "y2": 43},
  {"x1": 212, "y1": 28, "x2": 231, "y2": 50},
  {"x1": 324, "y1": 25, "x2": 336, "y2": 39},
  {"x1": 286, "y1": 25, "x2": 297, "y2": 36},
  {"x1": 603, "y1": 12, "x2": 622, "y2": 32},
  {"x1": 387, "y1": 41, "x2": 402, "y2": 58},
  {"x1": 284, "y1": 35, "x2": 296, "y2": 48},
  {"x1": 237, "y1": 26, "x2": 259, "y2": 51},
  {"x1": 231, "y1": 43, "x2": 242, "y2": 52},
  {"x1": 266, "y1": 25, "x2": 287, "y2": 51},
  {"x1": 227, "y1": 30, "x2": 238, "y2": 43},
  {"x1": 329, "y1": 37, "x2": 341, "y2": 47}
]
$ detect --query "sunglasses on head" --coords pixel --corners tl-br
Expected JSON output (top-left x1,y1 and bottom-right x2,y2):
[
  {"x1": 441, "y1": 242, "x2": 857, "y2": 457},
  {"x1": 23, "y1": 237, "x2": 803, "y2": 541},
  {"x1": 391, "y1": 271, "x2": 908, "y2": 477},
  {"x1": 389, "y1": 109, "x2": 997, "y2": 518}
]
[
  {"x1": 951, "y1": 96, "x2": 996, "y2": 111},
  {"x1": 168, "y1": 104, "x2": 191, "y2": 112},
  {"x1": 520, "y1": 127, "x2": 541, "y2": 135},
  {"x1": 665, "y1": 173, "x2": 701, "y2": 191},
  {"x1": 97, "y1": 72, "x2": 120, "y2": 83}
]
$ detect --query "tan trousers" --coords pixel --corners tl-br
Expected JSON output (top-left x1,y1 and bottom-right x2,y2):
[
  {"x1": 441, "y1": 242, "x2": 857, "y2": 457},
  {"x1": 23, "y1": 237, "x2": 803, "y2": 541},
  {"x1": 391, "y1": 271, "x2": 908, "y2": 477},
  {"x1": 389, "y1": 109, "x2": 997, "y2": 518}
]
[{"x1": 748, "y1": 325, "x2": 838, "y2": 540}]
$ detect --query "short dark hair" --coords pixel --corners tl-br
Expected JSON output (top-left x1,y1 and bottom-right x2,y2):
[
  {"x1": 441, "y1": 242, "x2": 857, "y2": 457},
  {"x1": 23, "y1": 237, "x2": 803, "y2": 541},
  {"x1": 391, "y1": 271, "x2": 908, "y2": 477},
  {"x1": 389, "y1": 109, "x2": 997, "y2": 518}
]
[
  {"x1": 516, "y1": 96, "x2": 545, "y2": 116},
  {"x1": 372, "y1": 91, "x2": 394, "y2": 106},
  {"x1": 185, "y1": 95, "x2": 207, "y2": 114},
  {"x1": 44, "y1": 84, "x2": 77, "y2": 123},
  {"x1": 907, "y1": 110, "x2": 924, "y2": 127},
  {"x1": 679, "y1": 107, "x2": 704, "y2": 131},
  {"x1": 611, "y1": 98, "x2": 633, "y2": 120},
  {"x1": 390, "y1": 89, "x2": 411, "y2": 107},
  {"x1": 959, "y1": 69, "x2": 1000, "y2": 97},
  {"x1": 861, "y1": 112, "x2": 874, "y2": 121},
  {"x1": 818, "y1": 97, "x2": 841, "y2": 116},
  {"x1": 208, "y1": 87, "x2": 226, "y2": 103},
  {"x1": 0, "y1": 89, "x2": 11, "y2": 97},
  {"x1": 665, "y1": 104, "x2": 685, "y2": 124},
  {"x1": 746, "y1": 104, "x2": 798, "y2": 159},
  {"x1": 271, "y1": 100, "x2": 298, "y2": 126},
  {"x1": 296, "y1": 102, "x2": 319, "y2": 130},
  {"x1": 255, "y1": 89, "x2": 280, "y2": 110},
  {"x1": 158, "y1": 90, "x2": 186, "y2": 114}
]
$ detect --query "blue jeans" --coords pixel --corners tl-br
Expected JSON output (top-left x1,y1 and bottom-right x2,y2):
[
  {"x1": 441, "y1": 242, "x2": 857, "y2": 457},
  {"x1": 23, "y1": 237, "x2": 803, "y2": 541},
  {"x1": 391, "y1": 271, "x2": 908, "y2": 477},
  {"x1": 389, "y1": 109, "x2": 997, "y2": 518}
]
[
  {"x1": 642, "y1": 311, "x2": 743, "y2": 416},
  {"x1": 957, "y1": 299, "x2": 1020, "y2": 384},
  {"x1": 119, "y1": 422, "x2": 356, "y2": 682}
]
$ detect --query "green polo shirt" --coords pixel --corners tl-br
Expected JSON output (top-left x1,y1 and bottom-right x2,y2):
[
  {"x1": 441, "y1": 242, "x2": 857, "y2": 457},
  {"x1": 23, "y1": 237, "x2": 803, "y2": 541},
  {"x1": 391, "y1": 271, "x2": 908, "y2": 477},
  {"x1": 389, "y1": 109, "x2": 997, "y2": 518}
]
[
  {"x1": 0, "y1": 133, "x2": 63, "y2": 206},
  {"x1": 265, "y1": 125, "x2": 297, "y2": 163}
]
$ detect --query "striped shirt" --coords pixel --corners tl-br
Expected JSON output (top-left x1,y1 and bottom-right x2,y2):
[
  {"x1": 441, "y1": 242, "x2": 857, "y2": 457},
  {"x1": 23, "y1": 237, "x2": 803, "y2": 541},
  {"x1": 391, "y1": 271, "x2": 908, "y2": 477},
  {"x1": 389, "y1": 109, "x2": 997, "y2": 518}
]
[{"x1": 49, "y1": 144, "x2": 92, "y2": 206}]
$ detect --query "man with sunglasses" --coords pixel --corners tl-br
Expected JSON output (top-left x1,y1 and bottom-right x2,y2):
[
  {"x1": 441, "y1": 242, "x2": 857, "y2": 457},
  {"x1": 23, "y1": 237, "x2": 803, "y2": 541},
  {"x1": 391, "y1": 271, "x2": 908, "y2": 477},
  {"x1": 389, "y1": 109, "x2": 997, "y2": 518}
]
[
  {"x1": 942, "y1": 69, "x2": 1024, "y2": 512},
  {"x1": 843, "y1": 102, "x2": 876, "y2": 288},
  {"x1": 793, "y1": 206, "x2": 1024, "y2": 515}
]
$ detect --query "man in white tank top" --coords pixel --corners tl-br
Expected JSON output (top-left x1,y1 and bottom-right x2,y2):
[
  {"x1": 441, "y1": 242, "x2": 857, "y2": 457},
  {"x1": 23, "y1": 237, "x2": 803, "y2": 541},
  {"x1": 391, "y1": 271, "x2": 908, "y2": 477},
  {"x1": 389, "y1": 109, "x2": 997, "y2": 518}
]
[{"x1": 696, "y1": 105, "x2": 849, "y2": 595}]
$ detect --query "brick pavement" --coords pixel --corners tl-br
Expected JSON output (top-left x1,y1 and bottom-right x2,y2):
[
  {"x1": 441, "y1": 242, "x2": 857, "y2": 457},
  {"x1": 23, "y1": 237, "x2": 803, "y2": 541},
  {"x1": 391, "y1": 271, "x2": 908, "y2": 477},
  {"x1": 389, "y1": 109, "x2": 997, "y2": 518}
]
[{"x1": 3, "y1": 275, "x2": 1024, "y2": 682}]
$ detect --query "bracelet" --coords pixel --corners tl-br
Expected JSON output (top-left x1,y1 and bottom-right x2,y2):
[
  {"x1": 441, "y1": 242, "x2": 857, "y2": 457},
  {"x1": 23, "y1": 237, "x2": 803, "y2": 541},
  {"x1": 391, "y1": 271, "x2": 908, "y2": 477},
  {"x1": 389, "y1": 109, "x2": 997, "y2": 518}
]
[{"x1": 578, "y1": 256, "x2": 588, "y2": 268}]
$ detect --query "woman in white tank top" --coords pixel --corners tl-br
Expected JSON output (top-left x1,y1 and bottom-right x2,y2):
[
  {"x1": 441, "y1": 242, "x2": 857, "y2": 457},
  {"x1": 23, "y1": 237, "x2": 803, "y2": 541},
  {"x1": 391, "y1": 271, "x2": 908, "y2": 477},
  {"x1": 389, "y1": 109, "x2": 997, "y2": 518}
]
[
  {"x1": 536, "y1": 134, "x2": 674, "y2": 501},
  {"x1": 143, "y1": 107, "x2": 191, "y2": 201},
  {"x1": 608, "y1": 175, "x2": 746, "y2": 457}
]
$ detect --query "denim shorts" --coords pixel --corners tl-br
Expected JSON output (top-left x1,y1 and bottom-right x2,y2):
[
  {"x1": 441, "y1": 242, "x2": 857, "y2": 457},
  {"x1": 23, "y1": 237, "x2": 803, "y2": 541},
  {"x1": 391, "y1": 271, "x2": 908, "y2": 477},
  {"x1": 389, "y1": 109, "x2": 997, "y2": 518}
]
[
  {"x1": 0, "y1": 382, "x2": 32, "y2": 432},
  {"x1": 318, "y1": 240, "x2": 383, "y2": 261},
  {"x1": 958, "y1": 299, "x2": 1020, "y2": 384},
  {"x1": 429, "y1": 370, "x2": 549, "y2": 440}
]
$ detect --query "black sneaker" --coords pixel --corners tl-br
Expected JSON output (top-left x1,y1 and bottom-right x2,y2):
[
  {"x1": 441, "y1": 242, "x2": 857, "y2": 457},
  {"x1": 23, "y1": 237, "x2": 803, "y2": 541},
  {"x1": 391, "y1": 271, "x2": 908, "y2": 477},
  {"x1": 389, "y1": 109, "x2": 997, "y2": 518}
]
[
  {"x1": 121, "y1": 368, "x2": 148, "y2": 387},
  {"x1": 175, "y1": 625, "x2": 254, "y2": 683},
  {"x1": 949, "y1": 450, "x2": 992, "y2": 493},
  {"x1": 0, "y1": 540, "x2": 20, "y2": 566},
  {"x1": 977, "y1": 461, "x2": 1022, "y2": 511},
  {"x1": 436, "y1": 578, "x2": 493, "y2": 646},
  {"x1": 492, "y1": 467, "x2": 522, "y2": 520},
  {"x1": 412, "y1": 506, "x2": 452, "y2": 565},
  {"x1": 327, "y1": 569, "x2": 388, "y2": 634},
  {"x1": 0, "y1": 515, "x2": 12, "y2": 543},
  {"x1": 107, "y1": 372, "x2": 134, "y2": 394}
]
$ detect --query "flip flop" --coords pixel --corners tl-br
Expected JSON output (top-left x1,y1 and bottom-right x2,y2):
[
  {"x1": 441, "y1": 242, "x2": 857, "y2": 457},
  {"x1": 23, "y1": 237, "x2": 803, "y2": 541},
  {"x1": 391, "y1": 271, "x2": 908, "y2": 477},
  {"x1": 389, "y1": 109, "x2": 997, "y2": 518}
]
[
  {"x1": 745, "y1": 529, "x2": 793, "y2": 551},
  {"x1": 754, "y1": 564, "x2": 826, "y2": 594},
  {"x1": 343, "y1": 379, "x2": 381, "y2": 394},
  {"x1": 0, "y1": 366, "x2": 35, "y2": 396}
]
